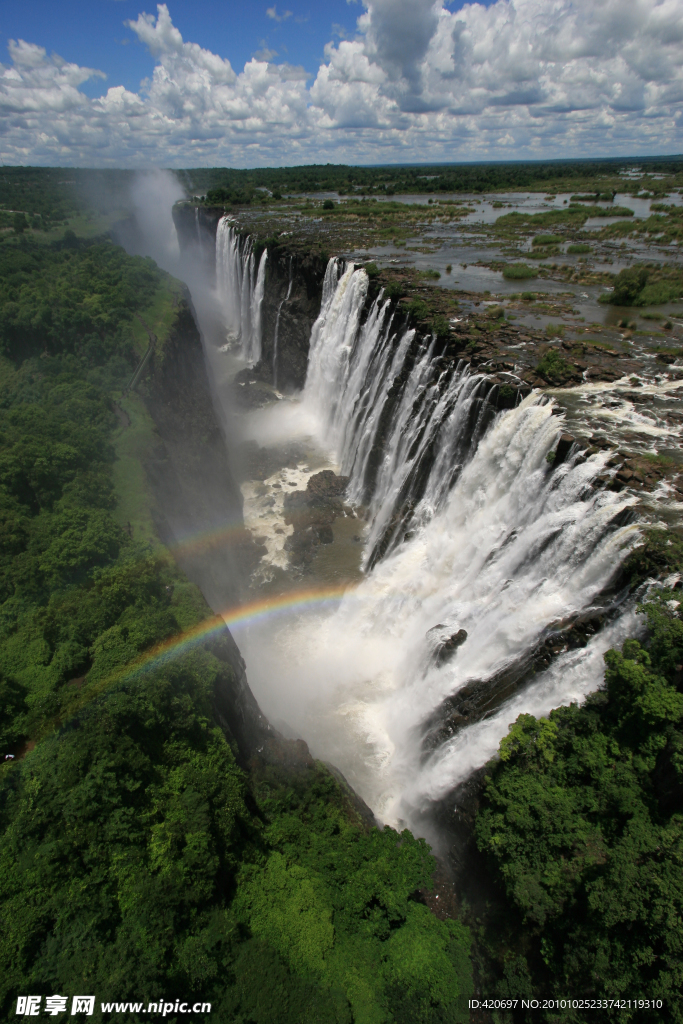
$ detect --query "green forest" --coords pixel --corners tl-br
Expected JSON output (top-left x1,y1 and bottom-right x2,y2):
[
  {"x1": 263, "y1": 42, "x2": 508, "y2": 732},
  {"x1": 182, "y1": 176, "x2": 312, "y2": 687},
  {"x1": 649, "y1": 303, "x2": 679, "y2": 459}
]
[
  {"x1": 0, "y1": 228, "x2": 472, "y2": 1023},
  {"x1": 3, "y1": 158, "x2": 683, "y2": 231},
  {"x1": 184, "y1": 157, "x2": 683, "y2": 204}
]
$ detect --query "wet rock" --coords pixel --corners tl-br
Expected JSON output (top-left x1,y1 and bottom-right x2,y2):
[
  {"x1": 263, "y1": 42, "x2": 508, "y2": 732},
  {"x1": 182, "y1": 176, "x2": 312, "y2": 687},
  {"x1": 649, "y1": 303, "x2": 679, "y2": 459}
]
[
  {"x1": 427, "y1": 624, "x2": 468, "y2": 664},
  {"x1": 554, "y1": 433, "x2": 575, "y2": 466},
  {"x1": 283, "y1": 471, "x2": 349, "y2": 568},
  {"x1": 307, "y1": 470, "x2": 350, "y2": 498}
]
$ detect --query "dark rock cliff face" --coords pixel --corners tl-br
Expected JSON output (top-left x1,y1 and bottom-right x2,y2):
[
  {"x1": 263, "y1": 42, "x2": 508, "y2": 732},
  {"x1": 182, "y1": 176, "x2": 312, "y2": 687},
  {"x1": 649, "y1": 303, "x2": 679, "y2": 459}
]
[
  {"x1": 137, "y1": 293, "x2": 273, "y2": 759},
  {"x1": 259, "y1": 249, "x2": 328, "y2": 392},
  {"x1": 142, "y1": 296, "x2": 244, "y2": 609}
]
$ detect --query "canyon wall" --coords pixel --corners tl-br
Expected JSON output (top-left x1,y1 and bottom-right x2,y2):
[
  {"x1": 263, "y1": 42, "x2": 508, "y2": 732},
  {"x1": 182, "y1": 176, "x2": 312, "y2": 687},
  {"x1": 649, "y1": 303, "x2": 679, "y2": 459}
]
[{"x1": 131, "y1": 289, "x2": 273, "y2": 759}]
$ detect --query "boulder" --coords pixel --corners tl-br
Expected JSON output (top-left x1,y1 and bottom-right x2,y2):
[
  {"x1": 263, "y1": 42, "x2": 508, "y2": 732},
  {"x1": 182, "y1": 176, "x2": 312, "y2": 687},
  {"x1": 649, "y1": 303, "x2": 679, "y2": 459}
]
[
  {"x1": 554, "y1": 433, "x2": 575, "y2": 466},
  {"x1": 427, "y1": 624, "x2": 468, "y2": 664},
  {"x1": 307, "y1": 470, "x2": 350, "y2": 498}
]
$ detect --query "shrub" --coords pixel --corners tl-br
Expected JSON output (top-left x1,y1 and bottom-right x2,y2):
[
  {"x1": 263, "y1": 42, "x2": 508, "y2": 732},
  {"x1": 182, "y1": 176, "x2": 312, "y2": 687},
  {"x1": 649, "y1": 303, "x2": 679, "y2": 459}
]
[
  {"x1": 364, "y1": 261, "x2": 380, "y2": 278},
  {"x1": 406, "y1": 298, "x2": 429, "y2": 320},
  {"x1": 598, "y1": 266, "x2": 682, "y2": 306},
  {"x1": 206, "y1": 187, "x2": 233, "y2": 205},
  {"x1": 419, "y1": 269, "x2": 441, "y2": 280},
  {"x1": 602, "y1": 267, "x2": 649, "y2": 305},
  {"x1": 431, "y1": 314, "x2": 451, "y2": 339},
  {"x1": 386, "y1": 282, "x2": 406, "y2": 301},
  {"x1": 521, "y1": 291, "x2": 535, "y2": 300},
  {"x1": 638, "y1": 280, "x2": 681, "y2": 306},
  {"x1": 503, "y1": 264, "x2": 537, "y2": 280},
  {"x1": 322, "y1": 199, "x2": 335, "y2": 211},
  {"x1": 535, "y1": 349, "x2": 571, "y2": 379},
  {"x1": 545, "y1": 323, "x2": 564, "y2": 338}
]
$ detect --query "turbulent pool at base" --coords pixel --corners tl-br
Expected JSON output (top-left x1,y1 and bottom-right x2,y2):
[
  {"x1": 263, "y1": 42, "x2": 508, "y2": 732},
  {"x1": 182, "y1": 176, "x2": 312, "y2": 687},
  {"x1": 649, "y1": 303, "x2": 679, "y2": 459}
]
[{"x1": 209, "y1": 241, "x2": 676, "y2": 834}]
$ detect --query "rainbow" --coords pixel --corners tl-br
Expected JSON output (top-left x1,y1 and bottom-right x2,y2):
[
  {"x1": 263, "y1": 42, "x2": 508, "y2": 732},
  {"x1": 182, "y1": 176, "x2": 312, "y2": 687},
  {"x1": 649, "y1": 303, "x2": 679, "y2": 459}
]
[
  {"x1": 166, "y1": 518, "x2": 252, "y2": 560},
  {"x1": 103, "y1": 583, "x2": 355, "y2": 690}
]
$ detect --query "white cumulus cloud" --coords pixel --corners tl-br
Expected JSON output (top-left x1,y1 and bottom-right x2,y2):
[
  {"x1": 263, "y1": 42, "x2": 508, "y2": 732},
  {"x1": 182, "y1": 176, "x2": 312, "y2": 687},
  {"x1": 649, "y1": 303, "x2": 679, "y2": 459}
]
[
  {"x1": 1, "y1": 0, "x2": 682, "y2": 166},
  {"x1": 266, "y1": 6, "x2": 293, "y2": 22}
]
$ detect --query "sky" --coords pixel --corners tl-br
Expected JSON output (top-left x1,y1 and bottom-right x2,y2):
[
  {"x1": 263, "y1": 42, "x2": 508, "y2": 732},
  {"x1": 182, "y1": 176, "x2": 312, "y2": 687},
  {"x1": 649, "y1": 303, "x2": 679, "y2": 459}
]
[{"x1": 1, "y1": 0, "x2": 682, "y2": 168}]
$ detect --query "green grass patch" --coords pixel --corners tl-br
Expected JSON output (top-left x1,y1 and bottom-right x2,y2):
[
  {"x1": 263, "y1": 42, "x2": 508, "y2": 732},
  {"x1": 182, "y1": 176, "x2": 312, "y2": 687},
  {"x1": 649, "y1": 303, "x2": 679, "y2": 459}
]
[
  {"x1": 130, "y1": 276, "x2": 184, "y2": 359},
  {"x1": 567, "y1": 243, "x2": 591, "y2": 254},
  {"x1": 503, "y1": 263, "x2": 538, "y2": 280},
  {"x1": 496, "y1": 205, "x2": 592, "y2": 229}
]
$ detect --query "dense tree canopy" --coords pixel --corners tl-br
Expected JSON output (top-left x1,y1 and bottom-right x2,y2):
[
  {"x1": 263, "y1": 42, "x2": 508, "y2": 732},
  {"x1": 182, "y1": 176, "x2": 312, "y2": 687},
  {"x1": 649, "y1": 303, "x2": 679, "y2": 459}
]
[
  {"x1": 0, "y1": 229, "x2": 473, "y2": 1023},
  {"x1": 477, "y1": 595, "x2": 683, "y2": 1022}
]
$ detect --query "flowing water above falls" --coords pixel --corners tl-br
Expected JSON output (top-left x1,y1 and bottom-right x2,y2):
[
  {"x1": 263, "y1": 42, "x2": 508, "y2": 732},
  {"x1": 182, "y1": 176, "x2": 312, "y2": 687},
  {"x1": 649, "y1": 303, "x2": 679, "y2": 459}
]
[
  {"x1": 273, "y1": 257, "x2": 293, "y2": 391},
  {"x1": 235, "y1": 259, "x2": 645, "y2": 830},
  {"x1": 215, "y1": 216, "x2": 268, "y2": 362}
]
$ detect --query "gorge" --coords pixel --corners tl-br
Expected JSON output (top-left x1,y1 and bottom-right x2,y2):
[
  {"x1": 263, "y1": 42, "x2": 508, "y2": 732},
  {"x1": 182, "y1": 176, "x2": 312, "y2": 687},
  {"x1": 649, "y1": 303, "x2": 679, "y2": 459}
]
[
  {"x1": 2, "y1": 164, "x2": 682, "y2": 1020},
  {"x1": 169, "y1": 199, "x2": 682, "y2": 855}
]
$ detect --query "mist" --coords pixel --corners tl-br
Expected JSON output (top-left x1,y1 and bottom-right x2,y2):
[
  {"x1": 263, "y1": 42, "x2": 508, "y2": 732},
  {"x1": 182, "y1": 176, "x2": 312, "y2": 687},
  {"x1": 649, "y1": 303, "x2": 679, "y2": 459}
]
[{"x1": 111, "y1": 169, "x2": 184, "y2": 274}]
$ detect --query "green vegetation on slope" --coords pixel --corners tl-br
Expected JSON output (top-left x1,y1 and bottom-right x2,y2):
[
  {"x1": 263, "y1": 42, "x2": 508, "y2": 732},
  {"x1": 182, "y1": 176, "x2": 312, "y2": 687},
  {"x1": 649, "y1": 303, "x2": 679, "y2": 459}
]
[
  {"x1": 476, "y1": 592, "x2": 683, "y2": 1021},
  {"x1": 0, "y1": 225, "x2": 472, "y2": 1022}
]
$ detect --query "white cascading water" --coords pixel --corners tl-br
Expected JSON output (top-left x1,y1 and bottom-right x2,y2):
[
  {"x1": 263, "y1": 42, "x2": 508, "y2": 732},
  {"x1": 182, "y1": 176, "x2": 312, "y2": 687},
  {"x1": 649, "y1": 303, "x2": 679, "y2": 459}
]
[
  {"x1": 215, "y1": 216, "x2": 268, "y2": 362},
  {"x1": 273, "y1": 257, "x2": 293, "y2": 390},
  {"x1": 303, "y1": 261, "x2": 500, "y2": 563},
  {"x1": 242, "y1": 258, "x2": 643, "y2": 829}
]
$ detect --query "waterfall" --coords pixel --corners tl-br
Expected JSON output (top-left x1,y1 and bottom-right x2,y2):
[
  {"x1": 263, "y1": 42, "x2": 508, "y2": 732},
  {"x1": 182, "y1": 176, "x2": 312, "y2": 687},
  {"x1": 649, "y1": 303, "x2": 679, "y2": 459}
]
[
  {"x1": 273, "y1": 257, "x2": 293, "y2": 390},
  {"x1": 303, "y1": 260, "x2": 495, "y2": 564},
  {"x1": 242, "y1": 256, "x2": 643, "y2": 829},
  {"x1": 215, "y1": 215, "x2": 267, "y2": 363},
  {"x1": 245, "y1": 393, "x2": 640, "y2": 822}
]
